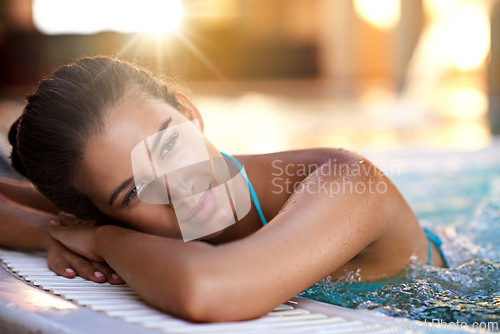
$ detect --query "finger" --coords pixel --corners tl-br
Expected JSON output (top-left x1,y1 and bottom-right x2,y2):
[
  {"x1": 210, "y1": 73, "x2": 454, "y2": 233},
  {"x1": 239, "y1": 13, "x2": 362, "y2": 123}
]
[
  {"x1": 47, "y1": 257, "x2": 76, "y2": 279},
  {"x1": 92, "y1": 262, "x2": 124, "y2": 285},
  {"x1": 46, "y1": 239, "x2": 77, "y2": 278},
  {"x1": 65, "y1": 253, "x2": 106, "y2": 283}
]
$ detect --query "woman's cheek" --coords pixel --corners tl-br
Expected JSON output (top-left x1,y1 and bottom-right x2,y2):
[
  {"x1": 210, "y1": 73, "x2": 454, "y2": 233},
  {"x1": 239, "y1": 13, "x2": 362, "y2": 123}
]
[{"x1": 129, "y1": 206, "x2": 181, "y2": 237}]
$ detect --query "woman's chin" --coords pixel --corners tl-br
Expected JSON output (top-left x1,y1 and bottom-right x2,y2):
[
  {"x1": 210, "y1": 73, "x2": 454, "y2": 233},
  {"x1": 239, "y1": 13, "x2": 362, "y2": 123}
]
[
  {"x1": 193, "y1": 205, "x2": 236, "y2": 241},
  {"x1": 197, "y1": 227, "x2": 226, "y2": 241}
]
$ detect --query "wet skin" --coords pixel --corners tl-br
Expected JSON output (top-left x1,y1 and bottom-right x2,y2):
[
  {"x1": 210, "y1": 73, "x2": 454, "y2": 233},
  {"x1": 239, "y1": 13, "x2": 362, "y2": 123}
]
[{"x1": 50, "y1": 88, "x2": 444, "y2": 321}]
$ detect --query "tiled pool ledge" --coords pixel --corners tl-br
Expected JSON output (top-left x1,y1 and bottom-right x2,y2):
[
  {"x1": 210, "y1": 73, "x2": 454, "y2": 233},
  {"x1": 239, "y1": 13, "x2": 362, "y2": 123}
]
[{"x1": 0, "y1": 248, "x2": 451, "y2": 334}]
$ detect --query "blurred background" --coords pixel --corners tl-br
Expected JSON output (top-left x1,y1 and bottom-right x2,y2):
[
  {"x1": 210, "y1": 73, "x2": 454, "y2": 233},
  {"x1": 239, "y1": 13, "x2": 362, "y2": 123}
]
[{"x1": 0, "y1": 0, "x2": 499, "y2": 155}]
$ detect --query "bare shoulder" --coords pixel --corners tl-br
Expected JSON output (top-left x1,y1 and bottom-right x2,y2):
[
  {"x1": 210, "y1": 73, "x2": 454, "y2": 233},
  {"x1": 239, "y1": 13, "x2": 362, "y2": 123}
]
[
  {"x1": 234, "y1": 148, "x2": 369, "y2": 201},
  {"x1": 234, "y1": 147, "x2": 362, "y2": 168},
  {"x1": 232, "y1": 148, "x2": 371, "y2": 219}
]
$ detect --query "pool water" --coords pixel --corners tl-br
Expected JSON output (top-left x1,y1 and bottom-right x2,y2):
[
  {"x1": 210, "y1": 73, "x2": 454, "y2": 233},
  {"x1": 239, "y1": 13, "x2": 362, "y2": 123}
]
[{"x1": 299, "y1": 143, "x2": 500, "y2": 328}]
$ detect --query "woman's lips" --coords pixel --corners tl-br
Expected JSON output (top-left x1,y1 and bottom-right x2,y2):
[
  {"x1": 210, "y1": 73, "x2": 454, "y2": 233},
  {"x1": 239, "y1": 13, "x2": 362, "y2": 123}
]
[{"x1": 181, "y1": 186, "x2": 217, "y2": 224}]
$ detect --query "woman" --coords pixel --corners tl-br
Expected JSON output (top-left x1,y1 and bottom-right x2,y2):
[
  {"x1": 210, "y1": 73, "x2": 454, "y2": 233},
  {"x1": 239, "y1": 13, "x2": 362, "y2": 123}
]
[{"x1": 0, "y1": 57, "x2": 447, "y2": 322}]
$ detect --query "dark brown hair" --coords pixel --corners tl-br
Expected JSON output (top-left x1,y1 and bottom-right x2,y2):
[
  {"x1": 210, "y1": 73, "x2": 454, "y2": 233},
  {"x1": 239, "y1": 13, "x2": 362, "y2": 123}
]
[{"x1": 9, "y1": 57, "x2": 181, "y2": 220}]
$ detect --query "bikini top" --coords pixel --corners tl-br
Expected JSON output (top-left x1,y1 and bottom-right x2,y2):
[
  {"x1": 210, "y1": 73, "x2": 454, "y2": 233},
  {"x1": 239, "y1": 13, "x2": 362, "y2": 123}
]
[
  {"x1": 423, "y1": 227, "x2": 449, "y2": 268},
  {"x1": 220, "y1": 152, "x2": 267, "y2": 226}
]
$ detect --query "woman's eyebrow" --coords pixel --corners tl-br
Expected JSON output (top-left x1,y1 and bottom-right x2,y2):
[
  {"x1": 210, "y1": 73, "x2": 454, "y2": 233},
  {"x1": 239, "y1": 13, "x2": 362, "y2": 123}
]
[
  {"x1": 149, "y1": 117, "x2": 172, "y2": 156},
  {"x1": 108, "y1": 117, "x2": 172, "y2": 207},
  {"x1": 109, "y1": 176, "x2": 134, "y2": 206}
]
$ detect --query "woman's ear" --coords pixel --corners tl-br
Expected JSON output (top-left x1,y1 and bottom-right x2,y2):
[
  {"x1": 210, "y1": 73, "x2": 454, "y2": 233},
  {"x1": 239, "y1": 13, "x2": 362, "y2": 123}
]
[{"x1": 176, "y1": 93, "x2": 204, "y2": 132}]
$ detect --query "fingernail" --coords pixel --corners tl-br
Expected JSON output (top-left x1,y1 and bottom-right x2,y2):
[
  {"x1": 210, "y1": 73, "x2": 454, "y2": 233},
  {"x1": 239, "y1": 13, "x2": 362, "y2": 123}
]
[
  {"x1": 94, "y1": 271, "x2": 104, "y2": 278},
  {"x1": 111, "y1": 273, "x2": 121, "y2": 280},
  {"x1": 65, "y1": 268, "x2": 75, "y2": 275}
]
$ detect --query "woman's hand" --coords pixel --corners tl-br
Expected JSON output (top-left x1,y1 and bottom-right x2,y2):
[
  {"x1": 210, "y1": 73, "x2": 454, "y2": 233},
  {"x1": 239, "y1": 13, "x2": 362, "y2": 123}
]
[
  {"x1": 48, "y1": 214, "x2": 102, "y2": 262},
  {"x1": 48, "y1": 213, "x2": 123, "y2": 284},
  {"x1": 45, "y1": 237, "x2": 124, "y2": 284}
]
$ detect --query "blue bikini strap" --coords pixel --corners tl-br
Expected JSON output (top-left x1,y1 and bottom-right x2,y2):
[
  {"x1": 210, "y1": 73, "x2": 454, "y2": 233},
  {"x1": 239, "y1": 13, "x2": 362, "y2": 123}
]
[
  {"x1": 219, "y1": 152, "x2": 268, "y2": 226},
  {"x1": 423, "y1": 227, "x2": 449, "y2": 268},
  {"x1": 426, "y1": 239, "x2": 433, "y2": 266}
]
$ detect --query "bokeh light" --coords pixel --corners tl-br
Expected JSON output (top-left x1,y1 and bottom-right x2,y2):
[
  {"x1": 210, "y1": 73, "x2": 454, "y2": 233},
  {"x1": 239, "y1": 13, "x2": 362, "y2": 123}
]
[
  {"x1": 443, "y1": 88, "x2": 488, "y2": 121},
  {"x1": 0, "y1": 0, "x2": 495, "y2": 154},
  {"x1": 423, "y1": 0, "x2": 490, "y2": 71},
  {"x1": 353, "y1": 0, "x2": 401, "y2": 30},
  {"x1": 33, "y1": 0, "x2": 183, "y2": 35}
]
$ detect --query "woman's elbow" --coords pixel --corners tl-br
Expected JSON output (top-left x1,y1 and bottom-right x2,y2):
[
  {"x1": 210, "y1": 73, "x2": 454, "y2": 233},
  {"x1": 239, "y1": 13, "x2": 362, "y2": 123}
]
[
  {"x1": 150, "y1": 260, "x2": 229, "y2": 322},
  {"x1": 170, "y1": 276, "x2": 234, "y2": 323},
  {"x1": 172, "y1": 270, "x2": 264, "y2": 322}
]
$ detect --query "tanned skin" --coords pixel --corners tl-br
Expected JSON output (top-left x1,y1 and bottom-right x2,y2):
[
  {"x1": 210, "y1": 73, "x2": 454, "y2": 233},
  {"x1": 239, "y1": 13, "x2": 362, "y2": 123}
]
[{"x1": 0, "y1": 90, "x2": 443, "y2": 322}]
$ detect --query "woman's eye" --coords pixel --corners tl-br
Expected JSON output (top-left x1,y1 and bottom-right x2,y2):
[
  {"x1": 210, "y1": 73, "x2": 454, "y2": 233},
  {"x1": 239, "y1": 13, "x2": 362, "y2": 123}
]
[
  {"x1": 160, "y1": 132, "x2": 179, "y2": 162},
  {"x1": 123, "y1": 186, "x2": 138, "y2": 207}
]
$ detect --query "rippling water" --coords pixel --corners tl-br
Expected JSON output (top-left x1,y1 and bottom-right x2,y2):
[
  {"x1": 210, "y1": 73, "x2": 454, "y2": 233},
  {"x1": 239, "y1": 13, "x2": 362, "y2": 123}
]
[
  {"x1": 299, "y1": 148, "x2": 500, "y2": 329},
  {"x1": 299, "y1": 259, "x2": 500, "y2": 327}
]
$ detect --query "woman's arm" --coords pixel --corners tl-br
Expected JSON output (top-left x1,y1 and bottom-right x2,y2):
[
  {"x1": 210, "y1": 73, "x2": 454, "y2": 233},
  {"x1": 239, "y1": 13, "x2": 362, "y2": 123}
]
[
  {"x1": 0, "y1": 183, "x2": 123, "y2": 284},
  {"x1": 0, "y1": 177, "x2": 59, "y2": 214},
  {"x1": 0, "y1": 187, "x2": 54, "y2": 251},
  {"x1": 51, "y1": 149, "x2": 424, "y2": 322}
]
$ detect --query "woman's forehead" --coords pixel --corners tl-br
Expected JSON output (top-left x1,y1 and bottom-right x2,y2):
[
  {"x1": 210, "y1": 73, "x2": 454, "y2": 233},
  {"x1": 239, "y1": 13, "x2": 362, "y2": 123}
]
[
  {"x1": 79, "y1": 96, "x2": 183, "y2": 201},
  {"x1": 108, "y1": 94, "x2": 182, "y2": 131}
]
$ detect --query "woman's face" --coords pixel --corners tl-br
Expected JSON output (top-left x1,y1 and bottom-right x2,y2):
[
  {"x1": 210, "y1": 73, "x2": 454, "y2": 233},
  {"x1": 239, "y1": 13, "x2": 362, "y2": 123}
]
[{"x1": 78, "y1": 90, "x2": 235, "y2": 240}]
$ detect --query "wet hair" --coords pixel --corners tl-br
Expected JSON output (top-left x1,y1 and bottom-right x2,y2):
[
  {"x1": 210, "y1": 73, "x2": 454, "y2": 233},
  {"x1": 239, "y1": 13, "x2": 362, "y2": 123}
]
[{"x1": 8, "y1": 57, "x2": 182, "y2": 220}]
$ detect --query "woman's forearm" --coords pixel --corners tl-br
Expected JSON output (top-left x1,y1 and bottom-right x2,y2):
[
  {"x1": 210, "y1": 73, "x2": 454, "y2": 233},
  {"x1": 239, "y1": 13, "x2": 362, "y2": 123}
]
[
  {"x1": 0, "y1": 190, "x2": 55, "y2": 251},
  {"x1": 94, "y1": 224, "x2": 214, "y2": 320},
  {"x1": 0, "y1": 177, "x2": 59, "y2": 214}
]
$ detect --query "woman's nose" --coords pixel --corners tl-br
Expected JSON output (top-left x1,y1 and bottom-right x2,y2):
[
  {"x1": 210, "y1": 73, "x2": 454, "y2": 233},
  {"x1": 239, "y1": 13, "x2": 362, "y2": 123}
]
[
  {"x1": 165, "y1": 160, "x2": 213, "y2": 202},
  {"x1": 166, "y1": 171, "x2": 195, "y2": 202}
]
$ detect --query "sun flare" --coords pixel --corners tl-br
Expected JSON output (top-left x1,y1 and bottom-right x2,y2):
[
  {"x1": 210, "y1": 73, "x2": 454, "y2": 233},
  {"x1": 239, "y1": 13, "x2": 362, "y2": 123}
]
[{"x1": 33, "y1": 0, "x2": 183, "y2": 35}]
